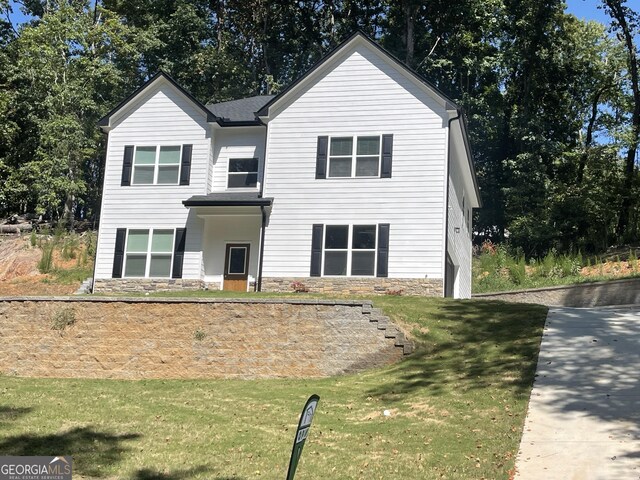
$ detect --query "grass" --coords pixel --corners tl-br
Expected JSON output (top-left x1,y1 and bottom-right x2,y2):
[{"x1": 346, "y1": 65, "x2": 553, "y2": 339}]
[{"x1": 0, "y1": 297, "x2": 547, "y2": 479}]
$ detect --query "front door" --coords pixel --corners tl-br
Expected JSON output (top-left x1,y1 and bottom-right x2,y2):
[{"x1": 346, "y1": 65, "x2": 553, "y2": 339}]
[{"x1": 223, "y1": 243, "x2": 250, "y2": 291}]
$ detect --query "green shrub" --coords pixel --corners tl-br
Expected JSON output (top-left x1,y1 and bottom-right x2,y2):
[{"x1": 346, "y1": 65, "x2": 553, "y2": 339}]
[
  {"x1": 51, "y1": 308, "x2": 76, "y2": 335},
  {"x1": 559, "y1": 254, "x2": 580, "y2": 277},
  {"x1": 30, "y1": 230, "x2": 37, "y2": 247},
  {"x1": 53, "y1": 223, "x2": 66, "y2": 245},
  {"x1": 507, "y1": 257, "x2": 527, "y2": 285},
  {"x1": 38, "y1": 242, "x2": 54, "y2": 274},
  {"x1": 85, "y1": 231, "x2": 97, "y2": 259},
  {"x1": 630, "y1": 249, "x2": 638, "y2": 272},
  {"x1": 61, "y1": 234, "x2": 80, "y2": 260}
]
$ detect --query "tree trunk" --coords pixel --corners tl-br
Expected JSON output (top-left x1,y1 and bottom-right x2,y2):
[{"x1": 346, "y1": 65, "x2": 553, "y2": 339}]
[
  {"x1": 605, "y1": 0, "x2": 640, "y2": 239},
  {"x1": 577, "y1": 86, "x2": 607, "y2": 184},
  {"x1": 215, "y1": 0, "x2": 225, "y2": 50},
  {"x1": 404, "y1": 1, "x2": 415, "y2": 67}
]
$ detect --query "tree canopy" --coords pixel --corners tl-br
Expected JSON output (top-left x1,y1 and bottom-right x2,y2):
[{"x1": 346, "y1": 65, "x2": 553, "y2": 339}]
[{"x1": 0, "y1": 0, "x2": 638, "y2": 255}]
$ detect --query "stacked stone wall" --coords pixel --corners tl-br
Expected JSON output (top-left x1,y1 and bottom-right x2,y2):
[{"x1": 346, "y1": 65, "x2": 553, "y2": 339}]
[
  {"x1": 0, "y1": 298, "x2": 408, "y2": 379},
  {"x1": 261, "y1": 277, "x2": 443, "y2": 297}
]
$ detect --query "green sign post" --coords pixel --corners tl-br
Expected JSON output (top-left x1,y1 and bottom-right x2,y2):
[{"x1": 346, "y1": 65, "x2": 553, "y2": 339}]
[{"x1": 286, "y1": 394, "x2": 320, "y2": 480}]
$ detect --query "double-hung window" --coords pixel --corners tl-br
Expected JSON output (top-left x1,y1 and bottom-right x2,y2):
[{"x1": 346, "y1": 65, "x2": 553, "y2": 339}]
[
  {"x1": 228, "y1": 158, "x2": 259, "y2": 188},
  {"x1": 132, "y1": 146, "x2": 181, "y2": 185},
  {"x1": 328, "y1": 136, "x2": 380, "y2": 178},
  {"x1": 324, "y1": 225, "x2": 377, "y2": 276},
  {"x1": 124, "y1": 229, "x2": 174, "y2": 278}
]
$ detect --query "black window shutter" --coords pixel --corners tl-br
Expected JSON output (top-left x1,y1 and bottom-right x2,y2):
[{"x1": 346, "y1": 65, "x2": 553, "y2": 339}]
[
  {"x1": 121, "y1": 146, "x2": 134, "y2": 186},
  {"x1": 310, "y1": 224, "x2": 324, "y2": 276},
  {"x1": 112, "y1": 228, "x2": 126, "y2": 278},
  {"x1": 377, "y1": 223, "x2": 390, "y2": 277},
  {"x1": 179, "y1": 144, "x2": 193, "y2": 186},
  {"x1": 381, "y1": 134, "x2": 393, "y2": 178},
  {"x1": 316, "y1": 136, "x2": 328, "y2": 179},
  {"x1": 172, "y1": 228, "x2": 187, "y2": 279}
]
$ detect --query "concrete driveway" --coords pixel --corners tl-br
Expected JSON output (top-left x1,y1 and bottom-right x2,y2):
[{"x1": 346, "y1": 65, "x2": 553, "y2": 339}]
[{"x1": 516, "y1": 306, "x2": 640, "y2": 480}]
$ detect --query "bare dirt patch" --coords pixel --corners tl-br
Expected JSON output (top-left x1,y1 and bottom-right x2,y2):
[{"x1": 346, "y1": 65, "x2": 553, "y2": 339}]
[{"x1": 0, "y1": 236, "x2": 78, "y2": 295}]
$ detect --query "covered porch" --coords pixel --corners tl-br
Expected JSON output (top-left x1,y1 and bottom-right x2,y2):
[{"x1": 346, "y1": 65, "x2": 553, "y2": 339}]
[{"x1": 183, "y1": 193, "x2": 272, "y2": 291}]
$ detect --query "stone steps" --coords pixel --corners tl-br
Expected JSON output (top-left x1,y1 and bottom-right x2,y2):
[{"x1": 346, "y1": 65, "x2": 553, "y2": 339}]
[
  {"x1": 361, "y1": 302, "x2": 413, "y2": 355},
  {"x1": 74, "y1": 277, "x2": 93, "y2": 295}
]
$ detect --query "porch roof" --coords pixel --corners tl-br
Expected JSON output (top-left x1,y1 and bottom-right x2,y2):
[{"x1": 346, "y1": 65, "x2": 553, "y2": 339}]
[{"x1": 182, "y1": 193, "x2": 273, "y2": 207}]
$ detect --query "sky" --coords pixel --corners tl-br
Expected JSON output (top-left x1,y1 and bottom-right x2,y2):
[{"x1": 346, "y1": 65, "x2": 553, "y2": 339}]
[
  {"x1": 5, "y1": 0, "x2": 617, "y2": 29},
  {"x1": 565, "y1": 0, "x2": 612, "y2": 23}
]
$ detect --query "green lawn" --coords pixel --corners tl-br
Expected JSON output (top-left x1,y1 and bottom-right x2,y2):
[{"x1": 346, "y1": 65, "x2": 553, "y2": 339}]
[{"x1": 0, "y1": 297, "x2": 547, "y2": 479}]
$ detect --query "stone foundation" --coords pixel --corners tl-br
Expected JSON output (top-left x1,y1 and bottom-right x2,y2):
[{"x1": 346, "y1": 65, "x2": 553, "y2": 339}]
[
  {"x1": 0, "y1": 297, "x2": 410, "y2": 379},
  {"x1": 93, "y1": 278, "x2": 205, "y2": 293},
  {"x1": 261, "y1": 277, "x2": 443, "y2": 296}
]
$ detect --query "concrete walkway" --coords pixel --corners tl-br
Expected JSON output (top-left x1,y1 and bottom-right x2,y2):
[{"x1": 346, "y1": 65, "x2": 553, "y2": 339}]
[{"x1": 516, "y1": 306, "x2": 640, "y2": 480}]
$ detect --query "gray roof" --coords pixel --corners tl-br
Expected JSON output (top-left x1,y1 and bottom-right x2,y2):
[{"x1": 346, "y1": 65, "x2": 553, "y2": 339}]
[
  {"x1": 183, "y1": 192, "x2": 273, "y2": 207},
  {"x1": 206, "y1": 95, "x2": 274, "y2": 123}
]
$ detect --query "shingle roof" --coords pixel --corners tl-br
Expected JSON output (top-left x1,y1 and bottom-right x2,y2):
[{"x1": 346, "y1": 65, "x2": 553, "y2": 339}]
[
  {"x1": 183, "y1": 192, "x2": 273, "y2": 207},
  {"x1": 206, "y1": 95, "x2": 274, "y2": 123}
]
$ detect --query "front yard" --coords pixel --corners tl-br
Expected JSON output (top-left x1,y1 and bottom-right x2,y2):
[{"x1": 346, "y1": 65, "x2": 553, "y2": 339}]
[{"x1": 0, "y1": 297, "x2": 547, "y2": 479}]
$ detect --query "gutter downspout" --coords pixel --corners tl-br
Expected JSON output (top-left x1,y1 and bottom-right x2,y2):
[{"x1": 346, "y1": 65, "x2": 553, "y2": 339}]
[
  {"x1": 444, "y1": 109, "x2": 462, "y2": 297},
  {"x1": 256, "y1": 123, "x2": 269, "y2": 292}
]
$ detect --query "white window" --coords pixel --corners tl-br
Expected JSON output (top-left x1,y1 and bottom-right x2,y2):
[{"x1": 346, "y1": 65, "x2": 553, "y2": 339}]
[
  {"x1": 132, "y1": 146, "x2": 181, "y2": 185},
  {"x1": 124, "y1": 229, "x2": 174, "y2": 278},
  {"x1": 323, "y1": 225, "x2": 376, "y2": 276},
  {"x1": 328, "y1": 136, "x2": 380, "y2": 178},
  {"x1": 228, "y1": 158, "x2": 259, "y2": 188}
]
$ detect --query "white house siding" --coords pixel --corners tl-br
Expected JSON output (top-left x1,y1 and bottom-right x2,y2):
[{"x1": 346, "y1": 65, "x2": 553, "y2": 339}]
[
  {"x1": 446, "y1": 137, "x2": 473, "y2": 298},
  {"x1": 211, "y1": 127, "x2": 267, "y2": 192},
  {"x1": 262, "y1": 43, "x2": 448, "y2": 281},
  {"x1": 94, "y1": 80, "x2": 210, "y2": 280}
]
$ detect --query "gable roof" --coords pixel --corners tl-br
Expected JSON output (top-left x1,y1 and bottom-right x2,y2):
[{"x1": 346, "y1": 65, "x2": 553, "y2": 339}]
[
  {"x1": 256, "y1": 30, "x2": 460, "y2": 118},
  {"x1": 98, "y1": 71, "x2": 217, "y2": 131},
  {"x1": 206, "y1": 96, "x2": 274, "y2": 125}
]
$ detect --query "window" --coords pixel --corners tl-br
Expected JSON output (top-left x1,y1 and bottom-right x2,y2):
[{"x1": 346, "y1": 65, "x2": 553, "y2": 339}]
[
  {"x1": 132, "y1": 146, "x2": 181, "y2": 185},
  {"x1": 124, "y1": 229, "x2": 174, "y2": 278},
  {"x1": 328, "y1": 136, "x2": 380, "y2": 178},
  {"x1": 228, "y1": 158, "x2": 259, "y2": 188},
  {"x1": 323, "y1": 225, "x2": 376, "y2": 276}
]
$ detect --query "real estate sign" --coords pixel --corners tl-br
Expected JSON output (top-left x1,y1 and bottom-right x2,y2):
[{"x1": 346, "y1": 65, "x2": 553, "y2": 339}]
[{"x1": 286, "y1": 394, "x2": 320, "y2": 480}]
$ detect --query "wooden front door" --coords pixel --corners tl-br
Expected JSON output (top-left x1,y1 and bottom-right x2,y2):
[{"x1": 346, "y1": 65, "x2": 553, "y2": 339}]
[{"x1": 223, "y1": 243, "x2": 250, "y2": 291}]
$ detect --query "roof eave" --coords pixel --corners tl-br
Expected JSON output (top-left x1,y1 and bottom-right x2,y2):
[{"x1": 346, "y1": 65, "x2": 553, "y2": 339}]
[
  {"x1": 97, "y1": 70, "x2": 219, "y2": 131},
  {"x1": 454, "y1": 109, "x2": 482, "y2": 208},
  {"x1": 257, "y1": 30, "x2": 461, "y2": 119},
  {"x1": 183, "y1": 199, "x2": 273, "y2": 207},
  {"x1": 215, "y1": 119, "x2": 265, "y2": 127}
]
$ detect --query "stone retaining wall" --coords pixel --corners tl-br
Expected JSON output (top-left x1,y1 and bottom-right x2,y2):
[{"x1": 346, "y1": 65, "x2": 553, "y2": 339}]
[
  {"x1": 0, "y1": 297, "x2": 409, "y2": 380},
  {"x1": 473, "y1": 277, "x2": 640, "y2": 307},
  {"x1": 93, "y1": 279, "x2": 205, "y2": 293},
  {"x1": 261, "y1": 277, "x2": 443, "y2": 296}
]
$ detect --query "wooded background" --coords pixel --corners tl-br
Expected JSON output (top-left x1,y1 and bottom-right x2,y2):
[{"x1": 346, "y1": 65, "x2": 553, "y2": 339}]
[{"x1": 0, "y1": 0, "x2": 638, "y2": 256}]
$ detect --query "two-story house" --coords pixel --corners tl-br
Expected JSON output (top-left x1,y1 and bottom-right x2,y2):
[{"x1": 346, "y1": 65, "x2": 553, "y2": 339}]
[{"x1": 93, "y1": 32, "x2": 480, "y2": 298}]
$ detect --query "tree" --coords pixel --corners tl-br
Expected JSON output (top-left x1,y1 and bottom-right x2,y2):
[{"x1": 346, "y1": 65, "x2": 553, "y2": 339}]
[{"x1": 602, "y1": 0, "x2": 640, "y2": 240}]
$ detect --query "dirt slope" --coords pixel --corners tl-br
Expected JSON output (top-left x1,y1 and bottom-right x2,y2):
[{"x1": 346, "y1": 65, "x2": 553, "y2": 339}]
[{"x1": 0, "y1": 236, "x2": 78, "y2": 295}]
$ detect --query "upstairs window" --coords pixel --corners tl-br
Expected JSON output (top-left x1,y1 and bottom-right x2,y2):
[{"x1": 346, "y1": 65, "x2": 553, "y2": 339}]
[
  {"x1": 228, "y1": 158, "x2": 259, "y2": 188},
  {"x1": 132, "y1": 145, "x2": 181, "y2": 185},
  {"x1": 328, "y1": 136, "x2": 380, "y2": 178}
]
